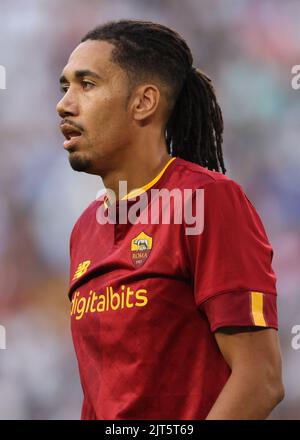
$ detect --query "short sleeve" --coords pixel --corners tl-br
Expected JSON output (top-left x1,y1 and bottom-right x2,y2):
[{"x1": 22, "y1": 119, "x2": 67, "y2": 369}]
[{"x1": 184, "y1": 179, "x2": 278, "y2": 332}]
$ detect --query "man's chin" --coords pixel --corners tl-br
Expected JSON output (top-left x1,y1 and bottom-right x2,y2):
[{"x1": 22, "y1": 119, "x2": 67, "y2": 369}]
[{"x1": 68, "y1": 151, "x2": 92, "y2": 172}]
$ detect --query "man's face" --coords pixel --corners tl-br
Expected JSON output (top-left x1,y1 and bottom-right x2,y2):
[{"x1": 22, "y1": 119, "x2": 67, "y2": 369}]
[{"x1": 56, "y1": 40, "x2": 132, "y2": 175}]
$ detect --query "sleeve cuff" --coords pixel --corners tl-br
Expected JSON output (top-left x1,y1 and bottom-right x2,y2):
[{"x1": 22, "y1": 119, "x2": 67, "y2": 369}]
[{"x1": 199, "y1": 290, "x2": 278, "y2": 332}]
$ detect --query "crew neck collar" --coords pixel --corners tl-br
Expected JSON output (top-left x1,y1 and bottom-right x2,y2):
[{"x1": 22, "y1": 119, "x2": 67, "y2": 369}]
[{"x1": 103, "y1": 156, "x2": 177, "y2": 208}]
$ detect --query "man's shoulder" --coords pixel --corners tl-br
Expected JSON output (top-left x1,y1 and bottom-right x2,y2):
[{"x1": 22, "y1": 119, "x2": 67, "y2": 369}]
[{"x1": 170, "y1": 157, "x2": 237, "y2": 190}]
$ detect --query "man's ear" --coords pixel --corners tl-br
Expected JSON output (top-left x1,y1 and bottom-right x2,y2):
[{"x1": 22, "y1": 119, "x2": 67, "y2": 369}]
[{"x1": 131, "y1": 84, "x2": 161, "y2": 122}]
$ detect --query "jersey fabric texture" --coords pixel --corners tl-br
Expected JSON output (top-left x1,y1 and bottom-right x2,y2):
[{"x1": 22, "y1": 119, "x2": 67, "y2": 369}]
[{"x1": 68, "y1": 157, "x2": 278, "y2": 420}]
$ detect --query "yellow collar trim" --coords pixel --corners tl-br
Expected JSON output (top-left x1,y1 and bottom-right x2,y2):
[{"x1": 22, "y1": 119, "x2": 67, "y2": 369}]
[
  {"x1": 103, "y1": 156, "x2": 176, "y2": 208},
  {"x1": 121, "y1": 156, "x2": 176, "y2": 201}
]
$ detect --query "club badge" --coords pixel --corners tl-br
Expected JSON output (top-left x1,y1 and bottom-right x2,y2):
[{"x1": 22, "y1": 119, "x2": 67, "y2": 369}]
[{"x1": 131, "y1": 232, "x2": 153, "y2": 268}]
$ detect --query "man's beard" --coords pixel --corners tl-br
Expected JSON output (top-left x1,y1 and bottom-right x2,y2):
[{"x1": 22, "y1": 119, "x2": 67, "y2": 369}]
[{"x1": 68, "y1": 151, "x2": 92, "y2": 172}]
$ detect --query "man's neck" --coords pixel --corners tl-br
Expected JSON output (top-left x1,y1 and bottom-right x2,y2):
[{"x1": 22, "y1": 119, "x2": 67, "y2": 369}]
[{"x1": 102, "y1": 147, "x2": 171, "y2": 202}]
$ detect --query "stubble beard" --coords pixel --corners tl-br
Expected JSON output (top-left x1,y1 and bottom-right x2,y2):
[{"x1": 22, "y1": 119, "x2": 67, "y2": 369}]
[{"x1": 68, "y1": 151, "x2": 93, "y2": 172}]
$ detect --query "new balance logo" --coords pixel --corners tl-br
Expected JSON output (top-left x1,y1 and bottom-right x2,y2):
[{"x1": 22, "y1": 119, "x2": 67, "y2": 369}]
[{"x1": 73, "y1": 260, "x2": 91, "y2": 280}]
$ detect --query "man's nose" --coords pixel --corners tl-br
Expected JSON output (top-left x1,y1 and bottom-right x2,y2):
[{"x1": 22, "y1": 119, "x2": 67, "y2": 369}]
[{"x1": 56, "y1": 90, "x2": 79, "y2": 118}]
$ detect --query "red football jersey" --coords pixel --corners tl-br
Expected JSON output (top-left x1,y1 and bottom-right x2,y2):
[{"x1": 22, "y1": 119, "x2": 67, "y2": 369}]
[{"x1": 68, "y1": 157, "x2": 278, "y2": 420}]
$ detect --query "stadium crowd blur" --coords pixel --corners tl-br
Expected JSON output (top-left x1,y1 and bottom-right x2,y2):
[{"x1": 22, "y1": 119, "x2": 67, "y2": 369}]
[{"x1": 0, "y1": 0, "x2": 299, "y2": 419}]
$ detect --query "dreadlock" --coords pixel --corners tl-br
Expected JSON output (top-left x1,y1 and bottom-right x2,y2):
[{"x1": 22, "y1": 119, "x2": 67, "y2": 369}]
[{"x1": 82, "y1": 19, "x2": 226, "y2": 173}]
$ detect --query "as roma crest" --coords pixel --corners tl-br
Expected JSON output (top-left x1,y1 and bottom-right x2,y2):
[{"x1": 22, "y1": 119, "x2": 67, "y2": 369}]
[{"x1": 131, "y1": 232, "x2": 153, "y2": 268}]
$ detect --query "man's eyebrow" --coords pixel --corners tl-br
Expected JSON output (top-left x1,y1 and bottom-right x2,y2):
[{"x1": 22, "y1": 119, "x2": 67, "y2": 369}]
[{"x1": 59, "y1": 70, "x2": 102, "y2": 84}]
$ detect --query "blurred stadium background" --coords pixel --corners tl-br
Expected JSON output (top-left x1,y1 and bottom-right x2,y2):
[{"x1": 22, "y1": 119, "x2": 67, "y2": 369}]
[{"x1": 0, "y1": 0, "x2": 299, "y2": 419}]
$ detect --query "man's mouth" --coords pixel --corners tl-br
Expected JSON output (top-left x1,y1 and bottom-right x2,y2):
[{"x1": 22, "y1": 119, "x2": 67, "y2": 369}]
[{"x1": 60, "y1": 123, "x2": 83, "y2": 150}]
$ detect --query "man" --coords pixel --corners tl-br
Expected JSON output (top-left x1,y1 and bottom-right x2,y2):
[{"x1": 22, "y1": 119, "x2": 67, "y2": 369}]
[{"x1": 56, "y1": 19, "x2": 284, "y2": 420}]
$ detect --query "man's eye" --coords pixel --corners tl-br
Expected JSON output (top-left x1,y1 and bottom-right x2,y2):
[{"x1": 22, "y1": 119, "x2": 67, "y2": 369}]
[
  {"x1": 60, "y1": 84, "x2": 69, "y2": 94},
  {"x1": 82, "y1": 81, "x2": 94, "y2": 90}
]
